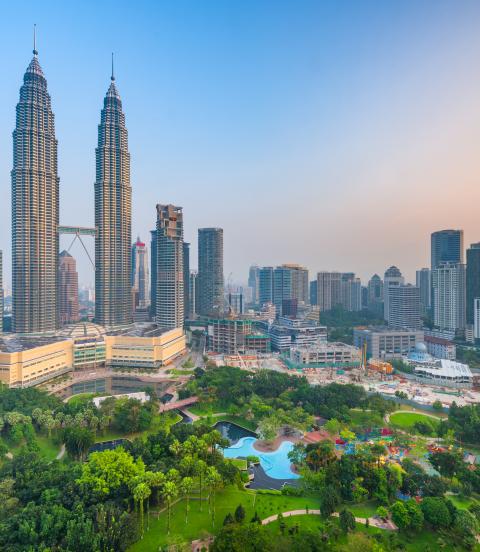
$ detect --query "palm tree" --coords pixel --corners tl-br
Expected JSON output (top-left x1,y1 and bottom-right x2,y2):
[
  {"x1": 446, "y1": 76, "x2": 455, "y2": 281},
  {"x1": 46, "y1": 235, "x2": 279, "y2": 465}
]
[
  {"x1": 160, "y1": 480, "x2": 178, "y2": 535},
  {"x1": 196, "y1": 460, "x2": 208, "y2": 512},
  {"x1": 169, "y1": 439, "x2": 183, "y2": 458},
  {"x1": 205, "y1": 466, "x2": 222, "y2": 526},
  {"x1": 133, "y1": 482, "x2": 151, "y2": 539},
  {"x1": 180, "y1": 477, "x2": 194, "y2": 524},
  {"x1": 148, "y1": 471, "x2": 165, "y2": 511}
]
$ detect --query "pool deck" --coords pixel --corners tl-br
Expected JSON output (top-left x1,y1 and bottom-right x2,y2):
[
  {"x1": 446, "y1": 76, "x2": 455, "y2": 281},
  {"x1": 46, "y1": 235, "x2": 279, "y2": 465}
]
[
  {"x1": 253, "y1": 435, "x2": 302, "y2": 452},
  {"x1": 248, "y1": 463, "x2": 301, "y2": 490}
]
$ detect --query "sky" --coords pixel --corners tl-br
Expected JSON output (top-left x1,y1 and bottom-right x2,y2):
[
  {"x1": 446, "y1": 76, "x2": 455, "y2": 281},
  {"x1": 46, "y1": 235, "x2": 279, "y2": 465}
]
[{"x1": 1, "y1": 0, "x2": 480, "y2": 289}]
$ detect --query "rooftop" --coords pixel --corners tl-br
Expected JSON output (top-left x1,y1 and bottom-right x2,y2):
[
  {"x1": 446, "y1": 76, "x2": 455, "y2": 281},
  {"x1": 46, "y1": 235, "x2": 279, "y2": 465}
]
[
  {"x1": 0, "y1": 336, "x2": 69, "y2": 353},
  {"x1": 106, "y1": 323, "x2": 172, "y2": 338},
  {"x1": 414, "y1": 359, "x2": 472, "y2": 379}
]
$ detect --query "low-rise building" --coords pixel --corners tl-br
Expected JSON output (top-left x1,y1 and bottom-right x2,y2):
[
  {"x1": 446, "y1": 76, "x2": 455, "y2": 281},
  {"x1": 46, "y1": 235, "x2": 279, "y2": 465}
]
[
  {"x1": 424, "y1": 335, "x2": 456, "y2": 360},
  {"x1": 105, "y1": 325, "x2": 186, "y2": 369},
  {"x1": 353, "y1": 326, "x2": 423, "y2": 360},
  {"x1": 288, "y1": 342, "x2": 362, "y2": 370},
  {"x1": 57, "y1": 322, "x2": 106, "y2": 370},
  {"x1": 269, "y1": 317, "x2": 327, "y2": 353},
  {"x1": 207, "y1": 317, "x2": 253, "y2": 354},
  {"x1": 0, "y1": 336, "x2": 73, "y2": 387},
  {"x1": 244, "y1": 333, "x2": 271, "y2": 354}
]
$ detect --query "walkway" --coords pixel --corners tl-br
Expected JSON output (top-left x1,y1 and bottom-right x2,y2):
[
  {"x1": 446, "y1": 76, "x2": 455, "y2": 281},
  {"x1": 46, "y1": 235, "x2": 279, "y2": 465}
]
[
  {"x1": 159, "y1": 396, "x2": 199, "y2": 413},
  {"x1": 261, "y1": 509, "x2": 397, "y2": 531}
]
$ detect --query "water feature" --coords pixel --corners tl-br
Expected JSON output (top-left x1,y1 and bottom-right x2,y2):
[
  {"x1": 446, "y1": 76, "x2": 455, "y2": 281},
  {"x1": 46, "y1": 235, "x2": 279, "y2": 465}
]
[
  {"x1": 223, "y1": 436, "x2": 300, "y2": 480},
  {"x1": 88, "y1": 438, "x2": 130, "y2": 454},
  {"x1": 213, "y1": 421, "x2": 257, "y2": 444}
]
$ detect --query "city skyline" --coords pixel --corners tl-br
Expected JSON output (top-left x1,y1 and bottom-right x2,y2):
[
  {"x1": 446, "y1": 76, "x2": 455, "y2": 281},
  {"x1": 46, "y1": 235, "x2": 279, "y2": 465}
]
[{"x1": 1, "y1": 1, "x2": 480, "y2": 288}]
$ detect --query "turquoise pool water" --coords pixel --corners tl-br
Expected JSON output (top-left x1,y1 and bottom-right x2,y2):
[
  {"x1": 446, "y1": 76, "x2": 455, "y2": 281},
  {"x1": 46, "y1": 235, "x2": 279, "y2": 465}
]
[{"x1": 223, "y1": 437, "x2": 300, "y2": 480}]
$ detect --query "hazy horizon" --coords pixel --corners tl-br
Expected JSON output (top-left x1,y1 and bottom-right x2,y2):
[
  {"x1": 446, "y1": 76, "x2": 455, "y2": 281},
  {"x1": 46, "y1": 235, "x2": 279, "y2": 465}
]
[{"x1": 1, "y1": 0, "x2": 480, "y2": 288}]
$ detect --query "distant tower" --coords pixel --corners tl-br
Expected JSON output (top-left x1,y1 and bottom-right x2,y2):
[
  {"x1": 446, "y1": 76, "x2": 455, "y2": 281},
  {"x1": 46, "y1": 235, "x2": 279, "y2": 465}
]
[
  {"x1": 383, "y1": 266, "x2": 404, "y2": 322},
  {"x1": 95, "y1": 57, "x2": 132, "y2": 327},
  {"x1": 248, "y1": 265, "x2": 260, "y2": 304},
  {"x1": 431, "y1": 230, "x2": 464, "y2": 269},
  {"x1": 156, "y1": 205, "x2": 184, "y2": 329},
  {"x1": 131, "y1": 237, "x2": 150, "y2": 309},
  {"x1": 58, "y1": 251, "x2": 79, "y2": 325},
  {"x1": 416, "y1": 268, "x2": 431, "y2": 314},
  {"x1": 183, "y1": 242, "x2": 190, "y2": 321},
  {"x1": 12, "y1": 34, "x2": 59, "y2": 333},
  {"x1": 198, "y1": 228, "x2": 224, "y2": 315},
  {"x1": 466, "y1": 243, "x2": 480, "y2": 326},
  {"x1": 0, "y1": 250, "x2": 3, "y2": 332},
  {"x1": 150, "y1": 229, "x2": 157, "y2": 318}
]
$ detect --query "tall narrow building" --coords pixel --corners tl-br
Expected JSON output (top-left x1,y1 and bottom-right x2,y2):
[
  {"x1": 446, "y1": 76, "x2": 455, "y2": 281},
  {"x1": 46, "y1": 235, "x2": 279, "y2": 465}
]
[
  {"x1": 12, "y1": 43, "x2": 59, "y2": 333},
  {"x1": 198, "y1": 228, "x2": 224, "y2": 315},
  {"x1": 183, "y1": 242, "x2": 190, "y2": 321},
  {"x1": 156, "y1": 205, "x2": 184, "y2": 329},
  {"x1": 0, "y1": 250, "x2": 3, "y2": 333},
  {"x1": 58, "y1": 251, "x2": 79, "y2": 325},
  {"x1": 95, "y1": 63, "x2": 132, "y2": 327},
  {"x1": 131, "y1": 237, "x2": 150, "y2": 309}
]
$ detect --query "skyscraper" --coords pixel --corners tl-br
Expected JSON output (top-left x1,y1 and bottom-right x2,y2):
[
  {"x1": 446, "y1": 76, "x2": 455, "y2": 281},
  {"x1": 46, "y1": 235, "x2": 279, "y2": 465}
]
[
  {"x1": 156, "y1": 205, "x2": 184, "y2": 329},
  {"x1": 0, "y1": 250, "x2": 3, "y2": 333},
  {"x1": 183, "y1": 242, "x2": 190, "y2": 321},
  {"x1": 367, "y1": 274, "x2": 383, "y2": 314},
  {"x1": 131, "y1": 237, "x2": 150, "y2": 309},
  {"x1": 258, "y1": 267, "x2": 274, "y2": 306},
  {"x1": 150, "y1": 229, "x2": 157, "y2": 317},
  {"x1": 340, "y1": 274, "x2": 362, "y2": 312},
  {"x1": 432, "y1": 262, "x2": 466, "y2": 332},
  {"x1": 198, "y1": 228, "x2": 224, "y2": 315},
  {"x1": 189, "y1": 270, "x2": 198, "y2": 317},
  {"x1": 383, "y1": 266, "x2": 404, "y2": 321},
  {"x1": 12, "y1": 42, "x2": 59, "y2": 333},
  {"x1": 248, "y1": 265, "x2": 260, "y2": 305},
  {"x1": 58, "y1": 251, "x2": 79, "y2": 325},
  {"x1": 95, "y1": 63, "x2": 132, "y2": 328},
  {"x1": 316, "y1": 272, "x2": 341, "y2": 311},
  {"x1": 431, "y1": 229, "x2": 464, "y2": 269},
  {"x1": 466, "y1": 243, "x2": 480, "y2": 326},
  {"x1": 388, "y1": 284, "x2": 421, "y2": 329},
  {"x1": 416, "y1": 268, "x2": 431, "y2": 314},
  {"x1": 272, "y1": 264, "x2": 309, "y2": 315}
]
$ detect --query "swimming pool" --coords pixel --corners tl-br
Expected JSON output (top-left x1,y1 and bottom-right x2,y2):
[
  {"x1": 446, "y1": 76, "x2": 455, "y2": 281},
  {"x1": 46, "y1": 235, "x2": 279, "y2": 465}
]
[{"x1": 223, "y1": 437, "x2": 300, "y2": 480}]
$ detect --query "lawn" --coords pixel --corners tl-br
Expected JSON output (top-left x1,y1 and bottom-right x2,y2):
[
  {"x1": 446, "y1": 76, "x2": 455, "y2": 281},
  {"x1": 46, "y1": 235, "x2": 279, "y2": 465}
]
[
  {"x1": 447, "y1": 494, "x2": 478, "y2": 510},
  {"x1": 348, "y1": 409, "x2": 384, "y2": 429},
  {"x1": 36, "y1": 434, "x2": 61, "y2": 461},
  {"x1": 347, "y1": 500, "x2": 379, "y2": 518},
  {"x1": 389, "y1": 411, "x2": 440, "y2": 431},
  {"x1": 188, "y1": 402, "x2": 224, "y2": 416},
  {"x1": 128, "y1": 487, "x2": 322, "y2": 551}
]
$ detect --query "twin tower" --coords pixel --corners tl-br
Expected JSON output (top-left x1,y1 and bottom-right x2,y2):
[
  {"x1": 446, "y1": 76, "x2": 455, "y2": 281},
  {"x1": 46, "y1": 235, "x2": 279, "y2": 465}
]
[{"x1": 11, "y1": 45, "x2": 131, "y2": 333}]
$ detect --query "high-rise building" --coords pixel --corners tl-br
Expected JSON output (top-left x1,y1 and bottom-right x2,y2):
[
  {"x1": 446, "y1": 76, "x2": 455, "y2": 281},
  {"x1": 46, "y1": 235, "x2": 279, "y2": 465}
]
[
  {"x1": 95, "y1": 65, "x2": 132, "y2": 328},
  {"x1": 228, "y1": 292, "x2": 244, "y2": 315},
  {"x1": 340, "y1": 273, "x2": 362, "y2": 312},
  {"x1": 58, "y1": 251, "x2": 79, "y2": 325},
  {"x1": 189, "y1": 270, "x2": 198, "y2": 317},
  {"x1": 131, "y1": 237, "x2": 150, "y2": 310},
  {"x1": 183, "y1": 242, "x2": 190, "y2": 321},
  {"x1": 155, "y1": 205, "x2": 184, "y2": 329},
  {"x1": 12, "y1": 43, "x2": 59, "y2": 333},
  {"x1": 388, "y1": 284, "x2": 421, "y2": 329},
  {"x1": 258, "y1": 267, "x2": 274, "y2": 306},
  {"x1": 198, "y1": 228, "x2": 224, "y2": 315},
  {"x1": 367, "y1": 274, "x2": 383, "y2": 314},
  {"x1": 466, "y1": 243, "x2": 480, "y2": 326},
  {"x1": 150, "y1": 229, "x2": 157, "y2": 317},
  {"x1": 474, "y1": 298, "x2": 480, "y2": 340},
  {"x1": 248, "y1": 265, "x2": 260, "y2": 305},
  {"x1": 432, "y1": 262, "x2": 466, "y2": 332},
  {"x1": 431, "y1": 230, "x2": 464, "y2": 269},
  {"x1": 0, "y1": 250, "x2": 3, "y2": 333},
  {"x1": 416, "y1": 268, "x2": 431, "y2": 314},
  {"x1": 383, "y1": 266, "x2": 404, "y2": 321},
  {"x1": 272, "y1": 264, "x2": 309, "y2": 315},
  {"x1": 310, "y1": 280, "x2": 318, "y2": 306},
  {"x1": 317, "y1": 272, "x2": 341, "y2": 312}
]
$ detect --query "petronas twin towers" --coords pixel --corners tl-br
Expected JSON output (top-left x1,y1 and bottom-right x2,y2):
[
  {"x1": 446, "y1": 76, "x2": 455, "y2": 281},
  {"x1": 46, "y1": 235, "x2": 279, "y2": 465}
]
[{"x1": 12, "y1": 43, "x2": 132, "y2": 333}]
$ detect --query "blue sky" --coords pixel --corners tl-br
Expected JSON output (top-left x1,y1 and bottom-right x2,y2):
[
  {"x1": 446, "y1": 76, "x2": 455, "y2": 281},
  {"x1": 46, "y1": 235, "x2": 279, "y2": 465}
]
[{"x1": 1, "y1": 0, "x2": 480, "y2": 287}]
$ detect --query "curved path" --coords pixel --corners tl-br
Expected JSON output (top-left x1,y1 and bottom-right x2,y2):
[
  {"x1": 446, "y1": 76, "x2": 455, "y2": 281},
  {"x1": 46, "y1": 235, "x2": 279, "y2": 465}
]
[{"x1": 261, "y1": 509, "x2": 397, "y2": 531}]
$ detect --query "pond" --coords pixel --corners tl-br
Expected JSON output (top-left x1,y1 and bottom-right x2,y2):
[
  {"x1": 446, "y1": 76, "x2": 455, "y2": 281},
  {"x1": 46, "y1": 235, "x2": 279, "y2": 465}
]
[
  {"x1": 223, "y1": 436, "x2": 300, "y2": 480},
  {"x1": 88, "y1": 438, "x2": 130, "y2": 454},
  {"x1": 213, "y1": 421, "x2": 257, "y2": 444}
]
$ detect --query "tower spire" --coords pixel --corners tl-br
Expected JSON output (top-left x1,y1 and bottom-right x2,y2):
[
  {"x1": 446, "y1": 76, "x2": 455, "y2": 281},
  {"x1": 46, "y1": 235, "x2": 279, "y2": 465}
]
[
  {"x1": 33, "y1": 24, "x2": 38, "y2": 56},
  {"x1": 111, "y1": 52, "x2": 115, "y2": 81}
]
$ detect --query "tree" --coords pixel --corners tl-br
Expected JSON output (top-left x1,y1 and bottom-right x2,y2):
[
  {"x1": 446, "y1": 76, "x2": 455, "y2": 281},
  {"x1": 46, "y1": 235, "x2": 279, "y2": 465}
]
[
  {"x1": 196, "y1": 459, "x2": 208, "y2": 512},
  {"x1": 160, "y1": 480, "x2": 178, "y2": 535},
  {"x1": 205, "y1": 466, "x2": 222, "y2": 526},
  {"x1": 390, "y1": 501, "x2": 410, "y2": 530},
  {"x1": 320, "y1": 485, "x2": 339, "y2": 518},
  {"x1": 179, "y1": 476, "x2": 194, "y2": 524},
  {"x1": 63, "y1": 426, "x2": 94, "y2": 461},
  {"x1": 234, "y1": 504, "x2": 246, "y2": 524},
  {"x1": 376, "y1": 506, "x2": 388, "y2": 520},
  {"x1": 223, "y1": 512, "x2": 234, "y2": 525},
  {"x1": 432, "y1": 400, "x2": 443, "y2": 412},
  {"x1": 133, "y1": 482, "x2": 151, "y2": 538},
  {"x1": 429, "y1": 450, "x2": 464, "y2": 478},
  {"x1": 339, "y1": 509, "x2": 356, "y2": 533},
  {"x1": 324, "y1": 418, "x2": 341, "y2": 436},
  {"x1": 420, "y1": 497, "x2": 452, "y2": 529}
]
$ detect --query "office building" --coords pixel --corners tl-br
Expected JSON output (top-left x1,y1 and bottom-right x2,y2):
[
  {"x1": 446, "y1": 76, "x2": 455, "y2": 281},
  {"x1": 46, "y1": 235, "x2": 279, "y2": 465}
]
[
  {"x1": 248, "y1": 265, "x2": 260, "y2": 305},
  {"x1": 367, "y1": 274, "x2": 383, "y2": 314},
  {"x1": 198, "y1": 228, "x2": 224, "y2": 315},
  {"x1": 474, "y1": 298, "x2": 480, "y2": 340},
  {"x1": 95, "y1": 66, "x2": 132, "y2": 327},
  {"x1": 189, "y1": 270, "x2": 198, "y2": 317},
  {"x1": 183, "y1": 242, "x2": 190, "y2": 321},
  {"x1": 416, "y1": 268, "x2": 431, "y2": 313},
  {"x1": 131, "y1": 237, "x2": 150, "y2": 311},
  {"x1": 466, "y1": 243, "x2": 480, "y2": 325},
  {"x1": 388, "y1": 284, "x2": 421, "y2": 329},
  {"x1": 258, "y1": 267, "x2": 274, "y2": 305},
  {"x1": 316, "y1": 272, "x2": 341, "y2": 311},
  {"x1": 207, "y1": 317, "x2": 252, "y2": 354},
  {"x1": 58, "y1": 251, "x2": 79, "y2": 326},
  {"x1": 228, "y1": 292, "x2": 244, "y2": 315},
  {"x1": 340, "y1": 273, "x2": 362, "y2": 312},
  {"x1": 272, "y1": 264, "x2": 309, "y2": 315},
  {"x1": 424, "y1": 335, "x2": 456, "y2": 360},
  {"x1": 309, "y1": 280, "x2": 318, "y2": 306},
  {"x1": 12, "y1": 44, "x2": 59, "y2": 333},
  {"x1": 155, "y1": 205, "x2": 184, "y2": 329},
  {"x1": 0, "y1": 251, "x2": 3, "y2": 333},
  {"x1": 269, "y1": 317, "x2": 327, "y2": 352},
  {"x1": 150, "y1": 230, "x2": 157, "y2": 317},
  {"x1": 432, "y1": 262, "x2": 466, "y2": 333},
  {"x1": 383, "y1": 266, "x2": 404, "y2": 321},
  {"x1": 353, "y1": 327, "x2": 424, "y2": 360},
  {"x1": 431, "y1": 229, "x2": 463, "y2": 269}
]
